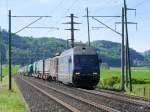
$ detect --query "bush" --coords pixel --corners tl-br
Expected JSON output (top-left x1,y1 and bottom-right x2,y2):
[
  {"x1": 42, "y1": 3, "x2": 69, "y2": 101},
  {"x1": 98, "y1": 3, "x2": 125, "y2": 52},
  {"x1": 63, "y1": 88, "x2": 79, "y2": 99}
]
[
  {"x1": 102, "y1": 76, "x2": 120, "y2": 88},
  {"x1": 131, "y1": 78, "x2": 150, "y2": 84}
]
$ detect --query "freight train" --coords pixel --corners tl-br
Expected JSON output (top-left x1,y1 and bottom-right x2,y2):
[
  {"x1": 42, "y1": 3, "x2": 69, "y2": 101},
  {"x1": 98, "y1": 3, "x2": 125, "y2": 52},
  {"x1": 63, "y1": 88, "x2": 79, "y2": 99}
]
[{"x1": 18, "y1": 46, "x2": 101, "y2": 88}]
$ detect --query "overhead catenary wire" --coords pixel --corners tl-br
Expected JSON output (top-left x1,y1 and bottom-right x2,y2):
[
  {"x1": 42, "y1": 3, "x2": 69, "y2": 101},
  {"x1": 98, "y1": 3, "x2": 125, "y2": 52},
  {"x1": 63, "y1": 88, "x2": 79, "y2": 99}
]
[
  {"x1": 92, "y1": 17, "x2": 122, "y2": 36},
  {"x1": 53, "y1": 0, "x2": 80, "y2": 28},
  {"x1": 50, "y1": 0, "x2": 66, "y2": 14},
  {"x1": 134, "y1": 0, "x2": 148, "y2": 8},
  {"x1": 14, "y1": 17, "x2": 43, "y2": 34}
]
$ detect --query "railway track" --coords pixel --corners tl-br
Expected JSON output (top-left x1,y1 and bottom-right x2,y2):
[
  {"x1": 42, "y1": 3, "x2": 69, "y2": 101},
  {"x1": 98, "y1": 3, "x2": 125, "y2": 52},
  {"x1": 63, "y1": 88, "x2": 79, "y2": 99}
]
[
  {"x1": 19, "y1": 76, "x2": 120, "y2": 112},
  {"x1": 21, "y1": 78, "x2": 80, "y2": 112},
  {"x1": 23, "y1": 76, "x2": 150, "y2": 112},
  {"x1": 15, "y1": 76, "x2": 72, "y2": 112},
  {"x1": 96, "y1": 89, "x2": 150, "y2": 102},
  {"x1": 77, "y1": 88, "x2": 150, "y2": 108}
]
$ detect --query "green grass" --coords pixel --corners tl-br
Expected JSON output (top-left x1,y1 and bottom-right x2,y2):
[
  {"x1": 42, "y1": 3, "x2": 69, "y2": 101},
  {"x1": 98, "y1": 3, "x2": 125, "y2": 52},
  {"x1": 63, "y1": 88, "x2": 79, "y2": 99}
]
[
  {"x1": 2, "y1": 65, "x2": 20, "y2": 76},
  {"x1": 99, "y1": 67, "x2": 150, "y2": 98},
  {"x1": 100, "y1": 67, "x2": 150, "y2": 80},
  {"x1": 126, "y1": 84, "x2": 150, "y2": 98},
  {"x1": 0, "y1": 76, "x2": 26, "y2": 112}
]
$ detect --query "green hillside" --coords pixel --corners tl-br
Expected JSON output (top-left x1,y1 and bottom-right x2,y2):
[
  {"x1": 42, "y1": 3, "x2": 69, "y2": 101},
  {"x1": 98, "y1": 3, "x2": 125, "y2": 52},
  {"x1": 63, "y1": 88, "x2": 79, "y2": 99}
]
[
  {"x1": 144, "y1": 50, "x2": 150, "y2": 58},
  {"x1": 1, "y1": 30, "x2": 149, "y2": 67},
  {"x1": 91, "y1": 40, "x2": 145, "y2": 66}
]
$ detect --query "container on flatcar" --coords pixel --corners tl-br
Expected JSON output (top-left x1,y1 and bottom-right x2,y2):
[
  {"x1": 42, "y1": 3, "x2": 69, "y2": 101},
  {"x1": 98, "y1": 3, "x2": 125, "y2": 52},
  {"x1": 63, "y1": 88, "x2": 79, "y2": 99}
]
[
  {"x1": 36, "y1": 60, "x2": 44, "y2": 78},
  {"x1": 44, "y1": 58, "x2": 51, "y2": 80},
  {"x1": 27, "y1": 64, "x2": 33, "y2": 76},
  {"x1": 49, "y1": 57, "x2": 59, "y2": 81}
]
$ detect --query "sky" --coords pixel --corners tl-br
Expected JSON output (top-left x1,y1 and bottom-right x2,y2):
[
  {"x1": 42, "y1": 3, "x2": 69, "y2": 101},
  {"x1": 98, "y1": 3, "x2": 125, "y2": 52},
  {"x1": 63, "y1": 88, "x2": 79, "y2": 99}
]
[{"x1": 0, "y1": 0, "x2": 150, "y2": 52}]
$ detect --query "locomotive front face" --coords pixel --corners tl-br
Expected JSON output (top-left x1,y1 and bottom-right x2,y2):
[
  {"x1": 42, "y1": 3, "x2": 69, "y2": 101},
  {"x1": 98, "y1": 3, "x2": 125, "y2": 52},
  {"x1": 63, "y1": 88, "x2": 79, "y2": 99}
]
[{"x1": 72, "y1": 54, "x2": 100, "y2": 87}]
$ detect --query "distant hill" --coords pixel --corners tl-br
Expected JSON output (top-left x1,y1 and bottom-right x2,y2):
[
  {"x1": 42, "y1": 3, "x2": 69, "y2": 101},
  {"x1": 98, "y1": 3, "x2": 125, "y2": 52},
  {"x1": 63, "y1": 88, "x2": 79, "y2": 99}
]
[
  {"x1": 0, "y1": 30, "x2": 148, "y2": 67},
  {"x1": 144, "y1": 50, "x2": 150, "y2": 58},
  {"x1": 91, "y1": 40, "x2": 145, "y2": 67},
  {"x1": 1, "y1": 30, "x2": 67, "y2": 65},
  {"x1": 142, "y1": 50, "x2": 150, "y2": 66}
]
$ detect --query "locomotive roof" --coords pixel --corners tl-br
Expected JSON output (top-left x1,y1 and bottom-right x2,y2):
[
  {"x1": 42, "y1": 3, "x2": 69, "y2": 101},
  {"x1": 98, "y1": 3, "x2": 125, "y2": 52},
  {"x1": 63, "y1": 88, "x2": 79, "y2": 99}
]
[{"x1": 60, "y1": 46, "x2": 97, "y2": 56}]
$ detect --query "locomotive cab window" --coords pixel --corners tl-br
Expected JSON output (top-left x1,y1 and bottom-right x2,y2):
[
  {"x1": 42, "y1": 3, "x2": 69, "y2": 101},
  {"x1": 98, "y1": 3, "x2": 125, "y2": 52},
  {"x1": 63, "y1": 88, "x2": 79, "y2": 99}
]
[
  {"x1": 74, "y1": 55, "x2": 99, "y2": 66},
  {"x1": 69, "y1": 56, "x2": 72, "y2": 63}
]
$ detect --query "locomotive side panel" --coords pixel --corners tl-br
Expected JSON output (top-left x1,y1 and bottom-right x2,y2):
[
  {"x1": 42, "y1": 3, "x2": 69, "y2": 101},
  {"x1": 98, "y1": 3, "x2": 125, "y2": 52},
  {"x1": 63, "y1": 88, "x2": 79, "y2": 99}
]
[{"x1": 58, "y1": 50, "x2": 73, "y2": 84}]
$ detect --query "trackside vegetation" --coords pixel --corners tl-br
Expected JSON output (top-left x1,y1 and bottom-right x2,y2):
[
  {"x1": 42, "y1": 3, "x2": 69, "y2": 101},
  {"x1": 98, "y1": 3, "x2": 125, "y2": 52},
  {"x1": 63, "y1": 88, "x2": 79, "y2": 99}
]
[
  {"x1": 2, "y1": 65, "x2": 19, "y2": 77},
  {"x1": 99, "y1": 67, "x2": 150, "y2": 98},
  {"x1": 0, "y1": 65, "x2": 26, "y2": 112}
]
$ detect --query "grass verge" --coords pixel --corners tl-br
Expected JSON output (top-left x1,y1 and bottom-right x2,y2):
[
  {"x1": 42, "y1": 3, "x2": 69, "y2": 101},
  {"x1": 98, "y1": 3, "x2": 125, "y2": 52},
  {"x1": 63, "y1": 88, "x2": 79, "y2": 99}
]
[
  {"x1": 0, "y1": 76, "x2": 26, "y2": 112},
  {"x1": 125, "y1": 84, "x2": 150, "y2": 98},
  {"x1": 2, "y1": 65, "x2": 20, "y2": 77},
  {"x1": 99, "y1": 67, "x2": 150, "y2": 98}
]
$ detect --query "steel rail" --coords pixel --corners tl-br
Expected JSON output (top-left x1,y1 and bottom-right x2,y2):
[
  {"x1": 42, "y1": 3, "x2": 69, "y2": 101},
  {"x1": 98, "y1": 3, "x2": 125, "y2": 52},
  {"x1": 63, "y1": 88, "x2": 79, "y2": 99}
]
[
  {"x1": 19, "y1": 77, "x2": 80, "y2": 112},
  {"x1": 77, "y1": 88, "x2": 150, "y2": 108},
  {"x1": 97, "y1": 89, "x2": 150, "y2": 102},
  {"x1": 24, "y1": 77, "x2": 120, "y2": 112}
]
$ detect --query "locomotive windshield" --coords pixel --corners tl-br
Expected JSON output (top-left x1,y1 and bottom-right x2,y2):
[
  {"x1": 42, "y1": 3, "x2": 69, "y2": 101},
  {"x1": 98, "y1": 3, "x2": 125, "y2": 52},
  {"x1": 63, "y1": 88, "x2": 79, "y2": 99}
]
[{"x1": 74, "y1": 55, "x2": 99, "y2": 67}]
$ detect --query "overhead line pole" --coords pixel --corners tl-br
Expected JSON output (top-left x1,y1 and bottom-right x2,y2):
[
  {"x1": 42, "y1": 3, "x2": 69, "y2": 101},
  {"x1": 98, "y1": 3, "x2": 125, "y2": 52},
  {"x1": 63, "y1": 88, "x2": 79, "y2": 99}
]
[
  {"x1": 91, "y1": 14, "x2": 126, "y2": 91},
  {"x1": 86, "y1": 7, "x2": 91, "y2": 47},
  {"x1": 8, "y1": 10, "x2": 12, "y2": 90},
  {"x1": 71, "y1": 14, "x2": 75, "y2": 48},
  {"x1": 8, "y1": 10, "x2": 52, "y2": 90},
  {"x1": 64, "y1": 13, "x2": 80, "y2": 48},
  {"x1": 124, "y1": 0, "x2": 129, "y2": 88},
  {"x1": 0, "y1": 27, "x2": 2, "y2": 82},
  {"x1": 121, "y1": 8, "x2": 125, "y2": 91},
  {"x1": 88, "y1": 1, "x2": 135, "y2": 91},
  {"x1": 115, "y1": 17, "x2": 137, "y2": 92},
  {"x1": 124, "y1": 0, "x2": 133, "y2": 91}
]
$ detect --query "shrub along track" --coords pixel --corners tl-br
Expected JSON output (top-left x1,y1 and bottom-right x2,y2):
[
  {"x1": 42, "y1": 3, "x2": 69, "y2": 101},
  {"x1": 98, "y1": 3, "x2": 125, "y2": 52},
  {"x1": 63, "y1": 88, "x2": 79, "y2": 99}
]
[{"x1": 23, "y1": 76, "x2": 150, "y2": 112}]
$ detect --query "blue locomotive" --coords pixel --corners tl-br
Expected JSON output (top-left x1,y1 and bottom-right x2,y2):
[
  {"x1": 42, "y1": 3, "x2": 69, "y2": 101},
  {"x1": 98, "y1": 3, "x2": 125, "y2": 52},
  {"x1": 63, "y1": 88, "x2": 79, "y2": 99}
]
[{"x1": 19, "y1": 46, "x2": 101, "y2": 88}]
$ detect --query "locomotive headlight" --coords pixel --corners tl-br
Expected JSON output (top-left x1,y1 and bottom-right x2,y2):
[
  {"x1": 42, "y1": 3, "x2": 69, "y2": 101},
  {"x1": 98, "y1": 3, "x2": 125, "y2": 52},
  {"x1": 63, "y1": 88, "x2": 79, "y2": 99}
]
[
  {"x1": 93, "y1": 72, "x2": 98, "y2": 75},
  {"x1": 75, "y1": 72, "x2": 80, "y2": 75}
]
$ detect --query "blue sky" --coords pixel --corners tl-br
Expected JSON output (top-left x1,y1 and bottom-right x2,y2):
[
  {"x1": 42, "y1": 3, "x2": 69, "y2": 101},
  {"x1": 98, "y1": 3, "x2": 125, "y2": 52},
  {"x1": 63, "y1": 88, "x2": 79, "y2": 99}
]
[{"x1": 0, "y1": 0, "x2": 150, "y2": 52}]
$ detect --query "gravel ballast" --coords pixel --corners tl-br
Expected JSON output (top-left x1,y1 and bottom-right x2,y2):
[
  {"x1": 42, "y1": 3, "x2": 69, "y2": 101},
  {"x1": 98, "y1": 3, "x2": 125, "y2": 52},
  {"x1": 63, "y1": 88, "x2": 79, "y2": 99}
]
[{"x1": 15, "y1": 76, "x2": 71, "y2": 112}]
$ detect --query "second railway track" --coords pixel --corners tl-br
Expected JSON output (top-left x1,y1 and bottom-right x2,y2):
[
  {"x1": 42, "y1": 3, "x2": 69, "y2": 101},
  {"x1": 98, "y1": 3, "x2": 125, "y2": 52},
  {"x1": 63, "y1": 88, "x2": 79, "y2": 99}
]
[
  {"x1": 22, "y1": 76, "x2": 150, "y2": 112},
  {"x1": 77, "y1": 88, "x2": 150, "y2": 108},
  {"x1": 19, "y1": 76, "x2": 120, "y2": 112},
  {"x1": 95, "y1": 89, "x2": 150, "y2": 102},
  {"x1": 15, "y1": 76, "x2": 73, "y2": 112}
]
